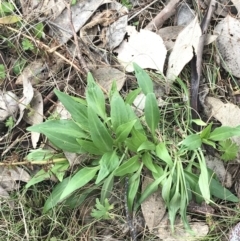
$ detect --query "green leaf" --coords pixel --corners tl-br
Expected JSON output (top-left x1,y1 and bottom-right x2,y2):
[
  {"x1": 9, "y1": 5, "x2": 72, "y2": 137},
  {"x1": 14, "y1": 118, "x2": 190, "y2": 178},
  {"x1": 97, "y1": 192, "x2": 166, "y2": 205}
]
[
  {"x1": 142, "y1": 152, "x2": 158, "y2": 173},
  {"x1": 125, "y1": 128, "x2": 146, "y2": 152},
  {"x1": 25, "y1": 169, "x2": 51, "y2": 189},
  {"x1": 209, "y1": 126, "x2": 240, "y2": 141},
  {"x1": 13, "y1": 58, "x2": 27, "y2": 75},
  {"x1": 137, "y1": 140, "x2": 155, "y2": 152},
  {"x1": 0, "y1": 2, "x2": 14, "y2": 13},
  {"x1": 127, "y1": 164, "x2": 142, "y2": 211},
  {"x1": 22, "y1": 38, "x2": 34, "y2": 51},
  {"x1": 86, "y1": 72, "x2": 106, "y2": 120},
  {"x1": 200, "y1": 123, "x2": 212, "y2": 139},
  {"x1": 202, "y1": 139, "x2": 216, "y2": 148},
  {"x1": 0, "y1": 64, "x2": 6, "y2": 79},
  {"x1": 133, "y1": 63, "x2": 153, "y2": 94},
  {"x1": 192, "y1": 119, "x2": 207, "y2": 126},
  {"x1": 126, "y1": 104, "x2": 144, "y2": 131},
  {"x1": 0, "y1": 15, "x2": 21, "y2": 24},
  {"x1": 115, "y1": 119, "x2": 137, "y2": 143},
  {"x1": 181, "y1": 134, "x2": 202, "y2": 150},
  {"x1": 34, "y1": 22, "x2": 44, "y2": 38},
  {"x1": 156, "y1": 143, "x2": 173, "y2": 167},
  {"x1": 168, "y1": 191, "x2": 181, "y2": 231},
  {"x1": 95, "y1": 151, "x2": 119, "y2": 184},
  {"x1": 27, "y1": 120, "x2": 87, "y2": 153},
  {"x1": 54, "y1": 89, "x2": 88, "y2": 130},
  {"x1": 110, "y1": 92, "x2": 128, "y2": 130},
  {"x1": 76, "y1": 139, "x2": 104, "y2": 155},
  {"x1": 26, "y1": 148, "x2": 62, "y2": 161},
  {"x1": 161, "y1": 175, "x2": 172, "y2": 204},
  {"x1": 101, "y1": 173, "x2": 114, "y2": 203},
  {"x1": 51, "y1": 162, "x2": 69, "y2": 182},
  {"x1": 210, "y1": 178, "x2": 239, "y2": 202},
  {"x1": 144, "y1": 93, "x2": 160, "y2": 134},
  {"x1": 91, "y1": 198, "x2": 114, "y2": 220},
  {"x1": 88, "y1": 109, "x2": 113, "y2": 152},
  {"x1": 219, "y1": 139, "x2": 238, "y2": 161},
  {"x1": 60, "y1": 166, "x2": 99, "y2": 201},
  {"x1": 44, "y1": 177, "x2": 70, "y2": 212},
  {"x1": 115, "y1": 155, "x2": 140, "y2": 176},
  {"x1": 125, "y1": 88, "x2": 142, "y2": 105}
]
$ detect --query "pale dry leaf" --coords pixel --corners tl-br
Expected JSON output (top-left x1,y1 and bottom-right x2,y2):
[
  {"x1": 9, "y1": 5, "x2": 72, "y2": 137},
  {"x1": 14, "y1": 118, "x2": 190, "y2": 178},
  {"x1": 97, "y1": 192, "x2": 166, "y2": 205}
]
[
  {"x1": 214, "y1": 15, "x2": 240, "y2": 77},
  {"x1": 49, "y1": 0, "x2": 109, "y2": 44},
  {"x1": 141, "y1": 176, "x2": 166, "y2": 231},
  {"x1": 16, "y1": 60, "x2": 49, "y2": 86},
  {"x1": 157, "y1": 215, "x2": 208, "y2": 241},
  {"x1": 0, "y1": 185, "x2": 14, "y2": 208},
  {"x1": 92, "y1": 67, "x2": 125, "y2": 93},
  {"x1": 42, "y1": 0, "x2": 65, "y2": 19},
  {"x1": 176, "y1": 2, "x2": 195, "y2": 26},
  {"x1": 205, "y1": 155, "x2": 232, "y2": 188},
  {"x1": 115, "y1": 26, "x2": 167, "y2": 72},
  {"x1": 166, "y1": 17, "x2": 201, "y2": 82},
  {"x1": 16, "y1": 76, "x2": 34, "y2": 126},
  {"x1": 23, "y1": 90, "x2": 43, "y2": 148},
  {"x1": 229, "y1": 222, "x2": 240, "y2": 241},
  {"x1": 0, "y1": 91, "x2": 18, "y2": 122}
]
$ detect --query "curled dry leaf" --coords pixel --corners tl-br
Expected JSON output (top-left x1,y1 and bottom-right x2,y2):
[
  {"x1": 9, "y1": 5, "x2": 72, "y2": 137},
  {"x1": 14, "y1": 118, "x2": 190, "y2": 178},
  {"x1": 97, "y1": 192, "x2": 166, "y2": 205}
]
[
  {"x1": 92, "y1": 67, "x2": 125, "y2": 93},
  {"x1": 214, "y1": 15, "x2": 240, "y2": 77},
  {"x1": 24, "y1": 90, "x2": 43, "y2": 148},
  {"x1": 141, "y1": 176, "x2": 166, "y2": 232},
  {"x1": 0, "y1": 91, "x2": 18, "y2": 122},
  {"x1": 166, "y1": 17, "x2": 201, "y2": 82},
  {"x1": 115, "y1": 26, "x2": 167, "y2": 72}
]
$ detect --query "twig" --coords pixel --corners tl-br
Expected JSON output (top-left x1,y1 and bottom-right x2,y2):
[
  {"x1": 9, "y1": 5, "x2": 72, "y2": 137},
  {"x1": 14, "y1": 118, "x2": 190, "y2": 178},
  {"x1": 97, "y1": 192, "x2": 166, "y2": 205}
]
[
  {"x1": 124, "y1": 177, "x2": 137, "y2": 241},
  {"x1": 190, "y1": 0, "x2": 216, "y2": 129},
  {"x1": 65, "y1": 2, "x2": 89, "y2": 74},
  {"x1": 144, "y1": 0, "x2": 181, "y2": 31}
]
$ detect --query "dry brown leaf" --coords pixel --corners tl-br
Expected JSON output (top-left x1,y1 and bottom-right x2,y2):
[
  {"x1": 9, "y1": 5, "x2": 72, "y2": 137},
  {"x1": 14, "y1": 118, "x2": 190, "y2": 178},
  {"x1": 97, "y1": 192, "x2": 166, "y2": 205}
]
[
  {"x1": 141, "y1": 176, "x2": 166, "y2": 231},
  {"x1": 0, "y1": 185, "x2": 14, "y2": 208},
  {"x1": 92, "y1": 67, "x2": 125, "y2": 93},
  {"x1": 115, "y1": 26, "x2": 167, "y2": 72},
  {"x1": 214, "y1": 15, "x2": 240, "y2": 77},
  {"x1": 166, "y1": 17, "x2": 201, "y2": 82}
]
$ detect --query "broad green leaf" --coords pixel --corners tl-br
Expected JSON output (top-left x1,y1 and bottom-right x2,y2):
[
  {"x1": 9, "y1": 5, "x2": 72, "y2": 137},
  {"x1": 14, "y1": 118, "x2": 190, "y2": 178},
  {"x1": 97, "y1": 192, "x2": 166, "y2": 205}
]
[
  {"x1": 200, "y1": 123, "x2": 212, "y2": 139},
  {"x1": 125, "y1": 88, "x2": 142, "y2": 105},
  {"x1": 109, "y1": 80, "x2": 118, "y2": 100},
  {"x1": 219, "y1": 139, "x2": 239, "y2": 161},
  {"x1": 25, "y1": 169, "x2": 51, "y2": 189},
  {"x1": 26, "y1": 148, "x2": 63, "y2": 161},
  {"x1": 210, "y1": 178, "x2": 239, "y2": 202},
  {"x1": 86, "y1": 72, "x2": 106, "y2": 120},
  {"x1": 76, "y1": 139, "x2": 104, "y2": 155},
  {"x1": 192, "y1": 119, "x2": 207, "y2": 126},
  {"x1": 137, "y1": 140, "x2": 155, "y2": 152},
  {"x1": 181, "y1": 134, "x2": 202, "y2": 150},
  {"x1": 51, "y1": 162, "x2": 69, "y2": 182},
  {"x1": 0, "y1": 15, "x2": 21, "y2": 24},
  {"x1": 115, "y1": 155, "x2": 140, "y2": 176},
  {"x1": 27, "y1": 120, "x2": 87, "y2": 153},
  {"x1": 60, "y1": 166, "x2": 99, "y2": 201},
  {"x1": 125, "y1": 128, "x2": 147, "y2": 152},
  {"x1": 161, "y1": 175, "x2": 172, "y2": 204},
  {"x1": 101, "y1": 173, "x2": 114, "y2": 203},
  {"x1": 115, "y1": 120, "x2": 137, "y2": 143},
  {"x1": 168, "y1": 191, "x2": 181, "y2": 231},
  {"x1": 156, "y1": 143, "x2": 173, "y2": 167},
  {"x1": 126, "y1": 104, "x2": 143, "y2": 131},
  {"x1": 110, "y1": 92, "x2": 128, "y2": 130},
  {"x1": 91, "y1": 198, "x2": 114, "y2": 219},
  {"x1": 54, "y1": 89, "x2": 88, "y2": 130},
  {"x1": 133, "y1": 63, "x2": 153, "y2": 95},
  {"x1": 127, "y1": 164, "x2": 142, "y2": 211},
  {"x1": 179, "y1": 190, "x2": 190, "y2": 230},
  {"x1": 202, "y1": 139, "x2": 216, "y2": 148},
  {"x1": 88, "y1": 109, "x2": 113, "y2": 152},
  {"x1": 209, "y1": 126, "x2": 240, "y2": 141},
  {"x1": 95, "y1": 151, "x2": 119, "y2": 184},
  {"x1": 144, "y1": 93, "x2": 160, "y2": 134},
  {"x1": 44, "y1": 177, "x2": 70, "y2": 212},
  {"x1": 152, "y1": 165, "x2": 164, "y2": 179},
  {"x1": 142, "y1": 152, "x2": 158, "y2": 173}
]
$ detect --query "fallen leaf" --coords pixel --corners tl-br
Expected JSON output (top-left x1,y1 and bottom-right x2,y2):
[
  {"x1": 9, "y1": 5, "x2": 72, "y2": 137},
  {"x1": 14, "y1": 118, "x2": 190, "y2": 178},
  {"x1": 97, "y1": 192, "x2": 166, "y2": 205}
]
[
  {"x1": 141, "y1": 176, "x2": 166, "y2": 231},
  {"x1": 0, "y1": 15, "x2": 21, "y2": 24},
  {"x1": 115, "y1": 26, "x2": 167, "y2": 72},
  {"x1": 229, "y1": 222, "x2": 240, "y2": 241},
  {"x1": 166, "y1": 17, "x2": 201, "y2": 82},
  {"x1": 214, "y1": 15, "x2": 240, "y2": 77},
  {"x1": 176, "y1": 2, "x2": 195, "y2": 26}
]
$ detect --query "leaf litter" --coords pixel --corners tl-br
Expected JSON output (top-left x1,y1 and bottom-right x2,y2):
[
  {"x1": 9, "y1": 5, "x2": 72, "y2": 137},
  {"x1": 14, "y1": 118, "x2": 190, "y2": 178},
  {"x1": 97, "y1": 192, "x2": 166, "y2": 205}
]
[{"x1": 3, "y1": 0, "x2": 240, "y2": 240}]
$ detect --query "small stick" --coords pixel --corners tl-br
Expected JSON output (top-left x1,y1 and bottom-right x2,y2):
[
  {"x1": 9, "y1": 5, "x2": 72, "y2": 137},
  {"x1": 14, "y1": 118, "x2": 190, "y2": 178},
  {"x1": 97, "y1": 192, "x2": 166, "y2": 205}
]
[{"x1": 144, "y1": 0, "x2": 181, "y2": 31}]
